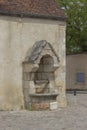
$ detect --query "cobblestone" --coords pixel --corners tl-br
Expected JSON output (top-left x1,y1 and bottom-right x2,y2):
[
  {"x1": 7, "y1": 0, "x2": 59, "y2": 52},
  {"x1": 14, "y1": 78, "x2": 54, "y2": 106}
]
[{"x1": 0, "y1": 93, "x2": 87, "y2": 130}]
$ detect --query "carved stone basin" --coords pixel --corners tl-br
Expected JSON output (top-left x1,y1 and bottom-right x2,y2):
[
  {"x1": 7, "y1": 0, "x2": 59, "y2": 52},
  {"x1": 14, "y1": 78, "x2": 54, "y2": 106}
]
[
  {"x1": 30, "y1": 93, "x2": 58, "y2": 97},
  {"x1": 29, "y1": 93, "x2": 58, "y2": 110},
  {"x1": 30, "y1": 93, "x2": 58, "y2": 103}
]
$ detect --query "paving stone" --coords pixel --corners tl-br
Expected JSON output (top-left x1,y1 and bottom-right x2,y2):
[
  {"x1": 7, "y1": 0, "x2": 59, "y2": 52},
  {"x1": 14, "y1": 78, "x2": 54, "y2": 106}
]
[{"x1": 0, "y1": 94, "x2": 87, "y2": 130}]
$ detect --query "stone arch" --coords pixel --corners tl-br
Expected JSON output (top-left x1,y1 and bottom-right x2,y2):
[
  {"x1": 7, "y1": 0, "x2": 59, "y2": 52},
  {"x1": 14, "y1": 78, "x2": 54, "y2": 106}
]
[{"x1": 34, "y1": 54, "x2": 54, "y2": 82}]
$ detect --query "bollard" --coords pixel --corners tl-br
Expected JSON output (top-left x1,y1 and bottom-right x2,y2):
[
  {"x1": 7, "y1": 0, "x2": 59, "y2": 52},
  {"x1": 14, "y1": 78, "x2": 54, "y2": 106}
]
[{"x1": 74, "y1": 89, "x2": 76, "y2": 96}]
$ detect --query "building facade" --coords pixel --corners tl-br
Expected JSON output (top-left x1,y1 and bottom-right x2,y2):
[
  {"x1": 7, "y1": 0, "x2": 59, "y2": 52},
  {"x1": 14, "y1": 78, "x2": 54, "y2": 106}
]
[
  {"x1": 0, "y1": 0, "x2": 67, "y2": 110},
  {"x1": 66, "y1": 53, "x2": 87, "y2": 90}
]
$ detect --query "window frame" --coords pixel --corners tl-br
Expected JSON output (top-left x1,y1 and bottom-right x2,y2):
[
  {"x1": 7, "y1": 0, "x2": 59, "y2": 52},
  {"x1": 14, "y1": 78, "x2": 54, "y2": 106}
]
[{"x1": 76, "y1": 72, "x2": 85, "y2": 84}]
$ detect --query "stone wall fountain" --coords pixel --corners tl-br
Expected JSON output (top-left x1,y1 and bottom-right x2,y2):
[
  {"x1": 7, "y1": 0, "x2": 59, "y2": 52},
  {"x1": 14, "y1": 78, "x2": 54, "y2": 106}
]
[{"x1": 23, "y1": 40, "x2": 60, "y2": 110}]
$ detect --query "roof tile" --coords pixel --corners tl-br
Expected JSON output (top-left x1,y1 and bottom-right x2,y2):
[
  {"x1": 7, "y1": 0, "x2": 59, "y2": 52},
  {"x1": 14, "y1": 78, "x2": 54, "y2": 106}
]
[{"x1": 0, "y1": 0, "x2": 66, "y2": 20}]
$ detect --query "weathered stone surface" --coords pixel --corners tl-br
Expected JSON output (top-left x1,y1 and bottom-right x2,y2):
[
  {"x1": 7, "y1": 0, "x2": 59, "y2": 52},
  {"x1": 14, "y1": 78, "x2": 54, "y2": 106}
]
[
  {"x1": 28, "y1": 40, "x2": 59, "y2": 63},
  {"x1": 31, "y1": 102, "x2": 50, "y2": 110},
  {"x1": 0, "y1": 16, "x2": 66, "y2": 110},
  {"x1": 50, "y1": 102, "x2": 58, "y2": 110}
]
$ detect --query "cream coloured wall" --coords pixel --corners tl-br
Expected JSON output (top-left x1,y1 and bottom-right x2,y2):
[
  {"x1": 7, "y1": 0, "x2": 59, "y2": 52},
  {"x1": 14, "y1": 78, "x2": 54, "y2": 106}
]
[{"x1": 0, "y1": 16, "x2": 66, "y2": 110}]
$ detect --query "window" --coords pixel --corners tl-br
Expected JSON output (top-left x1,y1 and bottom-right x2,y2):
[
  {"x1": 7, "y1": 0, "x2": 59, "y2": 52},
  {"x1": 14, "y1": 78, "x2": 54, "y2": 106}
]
[{"x1": 76, "y1": 72, "x2": 85, "y2": 83}]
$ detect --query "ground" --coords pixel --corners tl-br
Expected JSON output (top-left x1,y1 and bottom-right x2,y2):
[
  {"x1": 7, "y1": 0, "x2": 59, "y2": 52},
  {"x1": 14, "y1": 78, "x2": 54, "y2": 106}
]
[{"x1": 0, "y1": 93, "x2": 87, "y2": 130}]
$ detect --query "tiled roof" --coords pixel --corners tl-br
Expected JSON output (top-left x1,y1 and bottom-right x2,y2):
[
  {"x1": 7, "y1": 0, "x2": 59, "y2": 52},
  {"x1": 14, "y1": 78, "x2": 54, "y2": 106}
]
[{"x1": 0, "y1": 0, "x2": 66, "y2": 21}]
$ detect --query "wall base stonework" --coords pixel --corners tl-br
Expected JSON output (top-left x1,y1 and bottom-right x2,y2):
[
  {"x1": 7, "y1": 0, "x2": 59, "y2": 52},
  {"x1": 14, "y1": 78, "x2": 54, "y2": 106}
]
[
  {"x1": 57, "y1": 96, "x2": 67, "y2": 107},
  {"x1": 31, "y1": 103, "x2": 50, "y2": 110}
]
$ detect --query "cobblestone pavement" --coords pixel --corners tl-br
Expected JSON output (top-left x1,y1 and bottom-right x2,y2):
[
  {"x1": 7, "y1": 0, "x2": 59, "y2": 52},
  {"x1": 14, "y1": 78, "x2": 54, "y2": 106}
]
[{"x1": 0, "y1": 93, "x2": 87, "y2": 130}]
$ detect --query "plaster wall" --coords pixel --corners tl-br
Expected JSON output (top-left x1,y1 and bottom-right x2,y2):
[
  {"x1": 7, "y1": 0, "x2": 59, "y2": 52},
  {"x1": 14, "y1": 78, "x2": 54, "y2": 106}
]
[
  {"x1": 0, "y1": 16, "x2": 66, "y2": 110},
  {"x1": 66, "y1": 54, "x2": 87, "y2": 90}
]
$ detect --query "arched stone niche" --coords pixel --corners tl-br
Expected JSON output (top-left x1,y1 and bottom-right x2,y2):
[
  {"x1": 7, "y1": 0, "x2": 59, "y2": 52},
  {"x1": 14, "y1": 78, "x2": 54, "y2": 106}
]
[{"x1": 23, "y1": 40, "x2": 60, "y2": 110}]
